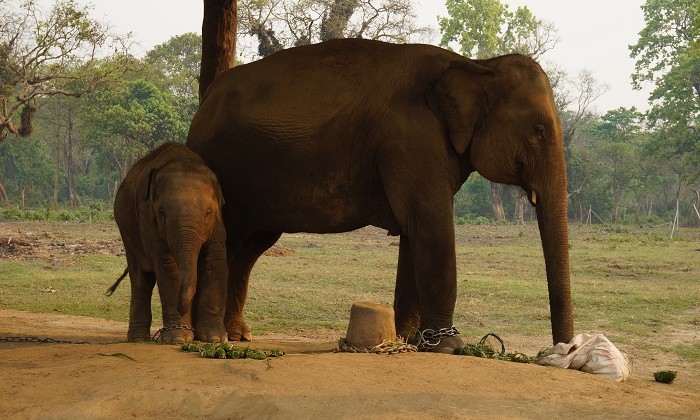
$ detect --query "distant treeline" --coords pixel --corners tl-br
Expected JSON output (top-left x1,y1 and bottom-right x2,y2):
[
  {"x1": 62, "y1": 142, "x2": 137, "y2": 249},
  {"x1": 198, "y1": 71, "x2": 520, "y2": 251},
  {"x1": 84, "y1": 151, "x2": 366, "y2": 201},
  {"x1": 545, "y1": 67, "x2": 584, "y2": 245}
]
[{"x1": 1, "y1": 0, "x2": 698, "y2": 226}]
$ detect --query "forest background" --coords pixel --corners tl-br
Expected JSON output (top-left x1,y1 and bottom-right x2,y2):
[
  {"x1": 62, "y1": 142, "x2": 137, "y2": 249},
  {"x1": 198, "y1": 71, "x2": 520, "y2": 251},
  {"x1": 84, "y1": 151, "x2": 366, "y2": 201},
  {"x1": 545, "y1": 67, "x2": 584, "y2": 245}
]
[{"x1": 0, "y1": 0, "x2": 698, "y2": 227}]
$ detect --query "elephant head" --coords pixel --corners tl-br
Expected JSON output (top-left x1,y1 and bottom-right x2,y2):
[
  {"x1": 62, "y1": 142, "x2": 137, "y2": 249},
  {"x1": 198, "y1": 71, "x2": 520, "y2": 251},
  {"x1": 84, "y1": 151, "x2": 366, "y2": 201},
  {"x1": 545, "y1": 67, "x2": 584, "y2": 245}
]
[
  {"x1": 143, "y1": 161, "x2": 225, "y2": 317},
  {"x1": 430, "y1": 55, "x2": 573, "y2": 344}
]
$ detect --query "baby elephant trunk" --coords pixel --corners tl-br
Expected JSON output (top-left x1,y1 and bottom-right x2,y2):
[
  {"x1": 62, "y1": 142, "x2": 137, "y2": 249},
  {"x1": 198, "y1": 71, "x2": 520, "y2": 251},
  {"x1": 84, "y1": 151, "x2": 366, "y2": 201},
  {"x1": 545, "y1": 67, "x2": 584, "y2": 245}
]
[{"x1": 175, "y1": 245, "x2": 201, "y2": 317}]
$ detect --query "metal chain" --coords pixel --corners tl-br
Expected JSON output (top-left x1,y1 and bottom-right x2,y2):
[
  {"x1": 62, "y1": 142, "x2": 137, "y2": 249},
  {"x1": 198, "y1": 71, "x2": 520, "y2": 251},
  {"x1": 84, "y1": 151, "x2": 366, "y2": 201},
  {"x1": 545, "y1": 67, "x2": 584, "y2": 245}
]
[
  {"x1": 151, "y1": 325, "x2": 194, "y2": 342},
  {"x1": 336, "y1": 337, "x2": 418, "y2": 355},
  {"x1": 415, "y1": 326, "x2": 461, "y2": 351},
  {"x1": 0, "y1": 336, "x2": 88, "y2": 344}
]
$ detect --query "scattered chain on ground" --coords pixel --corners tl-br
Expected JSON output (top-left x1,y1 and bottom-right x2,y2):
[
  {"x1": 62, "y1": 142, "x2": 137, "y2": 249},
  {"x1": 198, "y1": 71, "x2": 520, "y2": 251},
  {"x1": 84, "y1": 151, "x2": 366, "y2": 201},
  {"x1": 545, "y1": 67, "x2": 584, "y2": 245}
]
[
  {"x1": 336, "y1": 337, "x2": 418, "y2": 354},
  {"x1": 0, "y1": 336, "x2": 88, "y2": 344},
  {"x1": 151, "y1": 325, "x2": 194, "y2": 342}
]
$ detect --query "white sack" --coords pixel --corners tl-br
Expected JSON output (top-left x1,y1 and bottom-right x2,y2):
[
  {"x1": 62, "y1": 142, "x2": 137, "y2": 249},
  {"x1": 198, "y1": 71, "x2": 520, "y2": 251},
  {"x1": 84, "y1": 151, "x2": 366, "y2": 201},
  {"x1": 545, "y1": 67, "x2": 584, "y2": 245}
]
[{"x1": 534, "y1": 333, "x2": 631, "y2": 381}]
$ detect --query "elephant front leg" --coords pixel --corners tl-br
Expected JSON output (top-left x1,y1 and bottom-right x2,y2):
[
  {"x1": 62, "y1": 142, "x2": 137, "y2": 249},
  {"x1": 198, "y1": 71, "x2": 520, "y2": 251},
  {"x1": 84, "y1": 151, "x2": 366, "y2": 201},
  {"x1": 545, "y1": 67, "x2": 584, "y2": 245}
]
[
  {"x1": 394, "y1": 236, "x2": 421, "y2": 339},
  {"x1": 409, "y1": 223, "x2": 463, "y2": 353},
  {"x1": 225, "y1": 231, "x2": 281, "y2": 341},
  {"x1": 155, "y1": 255, "x2": 194, "y2": 343},
  {"x1": 193, "y1": 229, "x2": 228, "y2": 342},
  {"x1": 128, "y1": 269, "x2": 155, "y2": 342}
]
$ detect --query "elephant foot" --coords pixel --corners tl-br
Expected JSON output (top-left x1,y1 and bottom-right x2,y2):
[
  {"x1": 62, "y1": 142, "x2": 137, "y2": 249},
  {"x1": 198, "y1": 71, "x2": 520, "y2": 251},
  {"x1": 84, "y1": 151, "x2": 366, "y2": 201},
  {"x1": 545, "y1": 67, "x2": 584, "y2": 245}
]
[
  {"x1": 195, "y1": 325, "x2": 228, "y2": 343},
  {"x1": 127, "y1": 329, "x2": 151, "y2": 342},
  {"x1": 429, "y1": 335, "x2": 464, "y2": 354},
  {"x1": 156, "y1": 326, "x2": 195, "y2": 344},
  {"x1": 226, "y1": 320, "x2": 252, "y2": 342},
  {"x1": 410, "y1": 328, "x2": 464, "y2": 354}
]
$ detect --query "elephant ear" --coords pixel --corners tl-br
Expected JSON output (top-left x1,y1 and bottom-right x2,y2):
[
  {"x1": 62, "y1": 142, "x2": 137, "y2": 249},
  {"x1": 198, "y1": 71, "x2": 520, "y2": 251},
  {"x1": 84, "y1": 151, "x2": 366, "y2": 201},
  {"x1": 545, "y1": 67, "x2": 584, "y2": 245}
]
[
  {"x1": 215, "y1": 184, "x2": 225, "y2": 221},
  {"x1": 428, "y1": 60, "x2": 494, "y2": 155},
  {"x1": 217, "y1": 186, "x2": 225, "y2": 208},
  {"x1": 141, "y1": 168, "x2": 159, "y2": 201}
]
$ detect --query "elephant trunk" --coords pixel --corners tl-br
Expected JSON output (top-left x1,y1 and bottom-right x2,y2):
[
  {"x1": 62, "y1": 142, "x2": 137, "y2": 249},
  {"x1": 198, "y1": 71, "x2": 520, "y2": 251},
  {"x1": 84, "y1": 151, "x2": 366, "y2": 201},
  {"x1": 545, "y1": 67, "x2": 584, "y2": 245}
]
[
  {"x1": 535, "y1": 183, "x2": 574, "y2": 345},
  {"x1": 171, "y1": 234, "x2": 203, "y2": 318}
]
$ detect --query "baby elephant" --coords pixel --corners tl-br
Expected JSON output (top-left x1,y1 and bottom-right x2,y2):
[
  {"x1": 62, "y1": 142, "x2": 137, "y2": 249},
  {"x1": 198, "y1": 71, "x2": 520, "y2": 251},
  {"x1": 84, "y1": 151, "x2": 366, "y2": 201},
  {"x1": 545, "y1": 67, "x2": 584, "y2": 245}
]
[{"x1": 112, "y1": 142, "x2": 227, "y2": 343}]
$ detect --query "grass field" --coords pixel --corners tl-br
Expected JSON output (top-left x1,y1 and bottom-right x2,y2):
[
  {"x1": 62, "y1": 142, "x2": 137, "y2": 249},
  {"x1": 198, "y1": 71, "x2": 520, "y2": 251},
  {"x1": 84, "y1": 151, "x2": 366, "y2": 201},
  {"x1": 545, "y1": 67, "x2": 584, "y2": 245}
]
[{"x1": 1, "y1": 221, "x2": 698, "y2": 374}]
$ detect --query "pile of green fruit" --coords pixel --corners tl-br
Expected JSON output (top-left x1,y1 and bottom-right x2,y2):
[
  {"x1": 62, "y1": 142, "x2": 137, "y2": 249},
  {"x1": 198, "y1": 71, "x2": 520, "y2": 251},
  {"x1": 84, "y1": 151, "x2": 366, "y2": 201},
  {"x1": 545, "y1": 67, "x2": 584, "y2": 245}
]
[{"x1": 181, "y1": 342, "x2": 285, "y2": 360}]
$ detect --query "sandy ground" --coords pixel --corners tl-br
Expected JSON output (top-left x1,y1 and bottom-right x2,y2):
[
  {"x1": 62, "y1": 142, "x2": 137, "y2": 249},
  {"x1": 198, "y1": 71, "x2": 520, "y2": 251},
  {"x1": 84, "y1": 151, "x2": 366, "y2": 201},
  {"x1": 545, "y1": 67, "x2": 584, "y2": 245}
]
[{"x1": 1, "y1": 310, "x2": 699, "y2": 419}]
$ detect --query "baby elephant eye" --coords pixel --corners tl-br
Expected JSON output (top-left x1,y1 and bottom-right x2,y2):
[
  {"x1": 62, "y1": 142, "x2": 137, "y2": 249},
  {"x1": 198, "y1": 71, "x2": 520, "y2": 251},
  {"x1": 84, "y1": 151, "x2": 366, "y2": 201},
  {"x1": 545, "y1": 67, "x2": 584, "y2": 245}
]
[
  {"x1": 534, "y1": 124, "x2": 546, "y2": 141},
  {"x1": 204, "y1": 208, "x2": 212, "y2": 218}
]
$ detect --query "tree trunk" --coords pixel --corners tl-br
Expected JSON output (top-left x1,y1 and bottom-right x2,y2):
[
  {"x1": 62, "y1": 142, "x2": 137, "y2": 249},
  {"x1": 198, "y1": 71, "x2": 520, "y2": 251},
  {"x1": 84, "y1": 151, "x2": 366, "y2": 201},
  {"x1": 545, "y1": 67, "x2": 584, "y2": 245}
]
[
  {"x1": 513, "y1": 187, "x2": 526, "y2": 225},
  {"x1": 200, "y1": 0, "x2": 238, "y2": 102},
  {"x1": 0, "y1": 181, "x2": 9, "y2": 206},
  {"x1": 320, "y1": 0, "x2": 359, "y2": 41},
  {"x1": 53, "y1": 130, "x2": 60, "y2": 210},
  {"x1": 64, "y1": 112, "x2": 82, "y2": 208},
  {"x1": 250, "y1": 24, "x2": 283, "y2": 58},
  {"x1": 490, "y1": 182, "x2": 505, "y2": 221}
]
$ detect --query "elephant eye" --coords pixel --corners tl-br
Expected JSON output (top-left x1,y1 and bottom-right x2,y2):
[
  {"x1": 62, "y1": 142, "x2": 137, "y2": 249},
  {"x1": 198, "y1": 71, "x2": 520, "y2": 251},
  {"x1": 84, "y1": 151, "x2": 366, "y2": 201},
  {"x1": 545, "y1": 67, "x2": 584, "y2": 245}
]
[
  {"x1": 158, "y1": 209, "x2": 166, "y2": 220},
  {"x1": 534, "y1": 124, "x2": 546, "y2": 141},
  {"x1": 204, "y1": 208, "x2": 212, "y2": 218}
]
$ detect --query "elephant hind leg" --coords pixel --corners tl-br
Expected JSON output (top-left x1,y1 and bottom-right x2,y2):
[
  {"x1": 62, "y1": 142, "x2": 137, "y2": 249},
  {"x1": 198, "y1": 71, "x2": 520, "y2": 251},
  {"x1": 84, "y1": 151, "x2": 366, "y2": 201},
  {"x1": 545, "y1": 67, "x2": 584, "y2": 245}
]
[
  {"x1": 226, "y1": 230, "x2": 282, "y2": 341},
  {"x1": 127, "y1": 269, "x2": 156, "y2": 342}
]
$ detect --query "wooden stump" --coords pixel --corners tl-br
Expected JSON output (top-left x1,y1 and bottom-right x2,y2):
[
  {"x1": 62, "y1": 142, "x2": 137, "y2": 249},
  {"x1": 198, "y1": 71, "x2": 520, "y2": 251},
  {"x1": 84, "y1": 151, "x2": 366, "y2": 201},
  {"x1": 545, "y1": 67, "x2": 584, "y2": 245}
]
[{"x1": 345, "y1": 301, "x2": 396, "y2": 348}]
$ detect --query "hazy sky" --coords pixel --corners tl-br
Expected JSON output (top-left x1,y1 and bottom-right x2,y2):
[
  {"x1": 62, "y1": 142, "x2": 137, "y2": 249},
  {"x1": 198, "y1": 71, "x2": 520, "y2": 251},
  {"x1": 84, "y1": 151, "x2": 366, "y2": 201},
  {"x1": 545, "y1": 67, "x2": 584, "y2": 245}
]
[{"x1": 84, "y1": 0, "x2": 651, "y2": 113}]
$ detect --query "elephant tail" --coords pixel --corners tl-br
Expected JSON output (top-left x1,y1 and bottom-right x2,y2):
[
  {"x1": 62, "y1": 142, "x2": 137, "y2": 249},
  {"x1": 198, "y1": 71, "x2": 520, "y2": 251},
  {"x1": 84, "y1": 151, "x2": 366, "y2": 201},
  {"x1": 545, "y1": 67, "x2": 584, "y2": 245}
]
[{"x1": 105, "y1": 268, "x2": 128, "y2": 296}]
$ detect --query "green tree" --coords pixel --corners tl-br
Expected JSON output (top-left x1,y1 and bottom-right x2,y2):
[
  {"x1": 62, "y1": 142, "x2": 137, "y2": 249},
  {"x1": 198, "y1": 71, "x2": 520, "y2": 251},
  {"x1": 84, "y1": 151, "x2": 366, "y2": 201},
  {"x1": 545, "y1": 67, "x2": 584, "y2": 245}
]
[
  {"x1": 438, "y1": 0, "x2": 558, "y2": 59},
  {"x1": 145, "y1": 33, "x2": 201, "y2": 122},
  {"x1": 454, "y1": 174, "x2": 491, "y2": 220},
  {"x1": 589, "y1": 108, "x2": 645, "y2": 222},
  {"x1": 40, "y1": 95, "x2": 89, "y2": 208},
  {"x1": 0, "y1": 133, "x2": 53, "y2": 207},
  {"x1": 78, "y1": 77, "x2": 185, "y2": 203},
  {"x1": 0, "y1": 0, "x2": 131, "y2": 142},
  {"x1": 86, "y1": 79, "x2": 187, "y2": 151},
  {"x1": 629, "y1": 0, "x2": 700, "y2": 188}
]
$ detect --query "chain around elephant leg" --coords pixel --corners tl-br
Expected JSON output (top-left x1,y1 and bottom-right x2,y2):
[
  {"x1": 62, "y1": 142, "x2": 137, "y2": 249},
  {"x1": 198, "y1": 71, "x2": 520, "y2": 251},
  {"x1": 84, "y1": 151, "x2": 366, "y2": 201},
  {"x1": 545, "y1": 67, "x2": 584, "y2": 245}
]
[
  {"x1": 152, "y1": 325, "x2": 195, "y2": 343},
  {"x1": 415, "y1": 327, "x2": 462, "y2": 353}
]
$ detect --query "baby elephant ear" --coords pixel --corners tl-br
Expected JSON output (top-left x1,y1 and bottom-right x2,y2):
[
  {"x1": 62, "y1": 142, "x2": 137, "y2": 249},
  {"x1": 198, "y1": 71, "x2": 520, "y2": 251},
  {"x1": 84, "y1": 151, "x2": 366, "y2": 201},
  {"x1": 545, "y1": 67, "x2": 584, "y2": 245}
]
[
  {"x1": 427, "y1": 60, "x2": 494, "y2": 155},
  {"x1": 217, "y1": 186, "x2": 225, "y2": 207},
  {"x1": 142, "y1": 168, "x2": 158, "y2": 201}
]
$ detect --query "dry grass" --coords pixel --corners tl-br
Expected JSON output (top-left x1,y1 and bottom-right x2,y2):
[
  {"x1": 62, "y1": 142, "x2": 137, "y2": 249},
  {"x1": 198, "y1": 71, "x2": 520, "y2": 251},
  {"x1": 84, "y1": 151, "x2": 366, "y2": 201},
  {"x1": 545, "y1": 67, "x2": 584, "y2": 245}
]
[{"x1": 0, "y1": 221, "x2": 698, "y2": 377}]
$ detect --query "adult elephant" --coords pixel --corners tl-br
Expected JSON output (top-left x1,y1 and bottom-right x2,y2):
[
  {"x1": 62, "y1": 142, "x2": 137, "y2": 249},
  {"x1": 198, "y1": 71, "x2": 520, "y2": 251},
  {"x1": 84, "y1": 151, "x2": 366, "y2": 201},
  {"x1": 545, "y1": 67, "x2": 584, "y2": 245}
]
[{"x1": 187, "y1": 39, "x2": 574, "y2": 351}]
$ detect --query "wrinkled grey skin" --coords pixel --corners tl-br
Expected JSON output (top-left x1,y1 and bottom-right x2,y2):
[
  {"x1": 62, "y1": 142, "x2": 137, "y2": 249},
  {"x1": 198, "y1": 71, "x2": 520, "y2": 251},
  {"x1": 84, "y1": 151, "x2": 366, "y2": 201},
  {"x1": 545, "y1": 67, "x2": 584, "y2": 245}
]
[{"x1": 113, "y1": 142, "x2": 228, "y2": 343}]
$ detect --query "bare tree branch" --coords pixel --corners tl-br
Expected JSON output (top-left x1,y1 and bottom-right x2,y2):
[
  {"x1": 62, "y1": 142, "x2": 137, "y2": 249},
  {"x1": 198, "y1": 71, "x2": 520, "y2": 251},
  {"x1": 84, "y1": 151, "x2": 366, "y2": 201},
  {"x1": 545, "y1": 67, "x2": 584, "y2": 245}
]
[
  {"x1": 0, "y1": 0, "x2": 132, "y2": 143},
  {"x1": 237, "y1": 0, "x2": 431, "y2": 60}
]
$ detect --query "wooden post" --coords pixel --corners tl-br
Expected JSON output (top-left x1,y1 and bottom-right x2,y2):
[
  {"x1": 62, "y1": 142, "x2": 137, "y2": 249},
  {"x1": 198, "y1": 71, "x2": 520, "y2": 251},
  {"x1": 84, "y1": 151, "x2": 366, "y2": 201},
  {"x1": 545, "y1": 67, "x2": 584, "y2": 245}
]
[
  {"x1": 670, "y1": 199, "x2": 679, "y2": 239},
  {"x1": 586, "y1": 205, "x2": 592, "y2": 225}
]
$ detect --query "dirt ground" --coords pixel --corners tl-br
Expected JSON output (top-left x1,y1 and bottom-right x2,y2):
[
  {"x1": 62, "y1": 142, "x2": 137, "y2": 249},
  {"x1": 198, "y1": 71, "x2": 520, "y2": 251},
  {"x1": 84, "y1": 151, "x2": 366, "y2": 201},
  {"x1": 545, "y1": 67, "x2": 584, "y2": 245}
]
[
  {"x1": 0, "y1": 310, "x2": 698, "y2": 419},
  {"x1": 1, "y1": 223, "x2": 699, "y2": 418}
]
